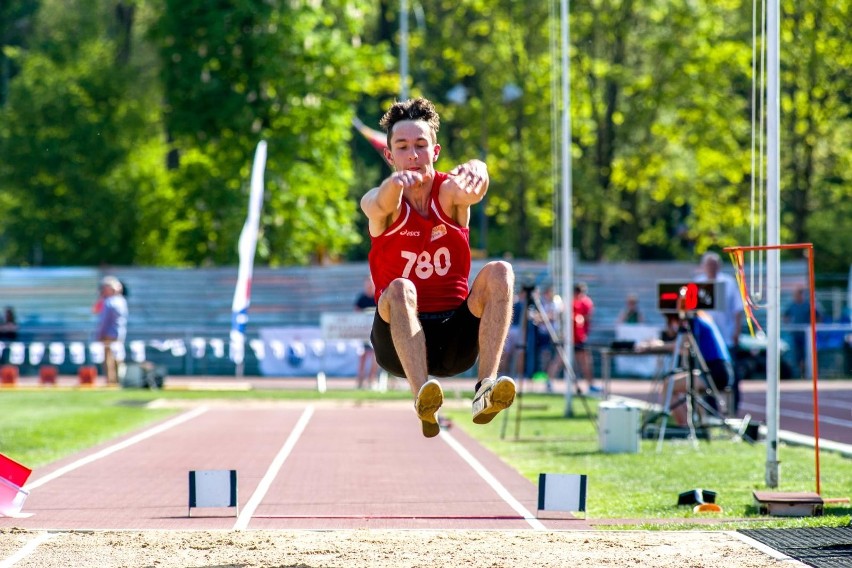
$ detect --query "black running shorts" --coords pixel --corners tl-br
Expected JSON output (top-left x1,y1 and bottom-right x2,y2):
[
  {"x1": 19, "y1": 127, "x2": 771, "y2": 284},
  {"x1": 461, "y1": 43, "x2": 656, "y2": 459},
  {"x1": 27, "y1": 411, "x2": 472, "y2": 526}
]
[{"x1": 371, "y1": 300, "x2": 481, "y2": 378}]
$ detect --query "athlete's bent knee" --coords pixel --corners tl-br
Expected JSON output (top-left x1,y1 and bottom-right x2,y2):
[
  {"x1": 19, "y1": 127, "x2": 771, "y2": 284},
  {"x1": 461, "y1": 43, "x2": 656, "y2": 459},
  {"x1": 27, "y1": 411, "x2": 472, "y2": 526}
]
[
  {"x1": 484, "y1": 260, "x2": 514, "y2": 290},
  {"x1": 383, "y1": 278, "x2": 418, "y2": 308}
]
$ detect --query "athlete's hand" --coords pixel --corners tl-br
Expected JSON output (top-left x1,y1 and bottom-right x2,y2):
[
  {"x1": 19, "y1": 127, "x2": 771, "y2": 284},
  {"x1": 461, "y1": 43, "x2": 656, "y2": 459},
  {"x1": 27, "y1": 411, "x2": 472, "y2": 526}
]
[
  {"x1": 449, "y1": 159, "x2": 488, "y2": 195},
  {"x1": 388, "y1": 170, "x2": 424, "y2": 190}
]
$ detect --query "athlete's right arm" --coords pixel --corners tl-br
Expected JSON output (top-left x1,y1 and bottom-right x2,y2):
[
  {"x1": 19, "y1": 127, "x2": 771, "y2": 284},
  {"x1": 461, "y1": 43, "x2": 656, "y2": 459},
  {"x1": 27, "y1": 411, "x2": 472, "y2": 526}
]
[{"x1": 360, "y1": 171, "x2": 422, "y2": 236}]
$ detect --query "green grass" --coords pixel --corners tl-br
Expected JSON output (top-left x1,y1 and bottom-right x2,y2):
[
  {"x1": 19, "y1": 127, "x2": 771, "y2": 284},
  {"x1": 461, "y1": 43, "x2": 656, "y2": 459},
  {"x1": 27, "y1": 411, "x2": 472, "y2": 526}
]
[
  {"x1": 443, "y1": 392, "x2": 852, "y2": 529},
  {"x1": 0, "y1": 389, "x2": 176, "y2": 466},
  {"x1": 1, "y1": 386, "x2": 849, "y2": 531}
]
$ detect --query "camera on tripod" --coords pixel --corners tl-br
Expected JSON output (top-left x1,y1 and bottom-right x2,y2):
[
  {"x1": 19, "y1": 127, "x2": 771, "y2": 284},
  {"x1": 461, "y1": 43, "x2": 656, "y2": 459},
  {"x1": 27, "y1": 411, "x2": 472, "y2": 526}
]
[{"x1": 656, "y1": 281, "x2": 725, "y2": 315}]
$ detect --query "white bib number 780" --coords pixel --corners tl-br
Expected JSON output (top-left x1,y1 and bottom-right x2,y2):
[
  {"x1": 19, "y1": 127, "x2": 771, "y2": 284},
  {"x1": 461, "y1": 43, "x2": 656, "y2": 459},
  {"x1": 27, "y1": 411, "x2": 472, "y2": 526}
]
[{"x1": 400, "y1": 247, "x2": 451, "y2": 279}]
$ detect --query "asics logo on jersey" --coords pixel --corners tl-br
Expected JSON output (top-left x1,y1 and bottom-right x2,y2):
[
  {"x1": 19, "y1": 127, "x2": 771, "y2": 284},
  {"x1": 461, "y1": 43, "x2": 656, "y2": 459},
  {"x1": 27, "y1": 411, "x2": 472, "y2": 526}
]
[{"x1": 400, "y1": 230, "x2": 421, "y2": 237}]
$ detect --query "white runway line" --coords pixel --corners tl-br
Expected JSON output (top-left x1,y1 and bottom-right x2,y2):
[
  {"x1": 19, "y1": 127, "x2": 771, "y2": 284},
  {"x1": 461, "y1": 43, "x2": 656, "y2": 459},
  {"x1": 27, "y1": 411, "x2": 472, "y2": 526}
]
[
  {"x1": 730, "y1": 531, "x2": 806, "y2": 565},
  {"x1": 440, "y1": 429, "x2": 546, "y2": 530},
  {"x1": 0, "y1": 532, "x2": 54, "y2": 568},
  {"x1": 740, "y1": 402, "x2": 852, "y2": 428},
  {"x1": 25, "y1": 406, "x2": 209, "y2": 491},
  {"x1": 234, "y1": 405, "x2": 314, "y2": 530}
]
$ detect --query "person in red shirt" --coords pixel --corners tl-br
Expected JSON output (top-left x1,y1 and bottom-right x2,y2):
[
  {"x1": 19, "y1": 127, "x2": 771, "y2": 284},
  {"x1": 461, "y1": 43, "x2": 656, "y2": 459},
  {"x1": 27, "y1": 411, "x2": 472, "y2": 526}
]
[
  {"x1": 361, "y1": 98, "x2": 515, "y2": 438},
  {"x1": 572, "y1": 282, "x2": 597, "y2": 393}
]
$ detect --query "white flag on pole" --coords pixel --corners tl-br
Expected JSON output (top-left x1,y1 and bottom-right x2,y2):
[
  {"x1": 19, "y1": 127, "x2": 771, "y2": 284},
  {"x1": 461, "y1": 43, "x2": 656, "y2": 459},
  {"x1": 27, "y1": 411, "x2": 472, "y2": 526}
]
[{"x1": 230, "y1": 140, "x2": 267, "y2": 366}]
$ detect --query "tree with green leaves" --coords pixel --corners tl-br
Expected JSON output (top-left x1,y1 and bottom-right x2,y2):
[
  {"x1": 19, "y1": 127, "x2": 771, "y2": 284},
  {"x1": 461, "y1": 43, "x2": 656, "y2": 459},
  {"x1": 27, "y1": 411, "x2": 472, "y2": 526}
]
[
  {"x1": 367, "y1": 0, "x2": 560, "y2": 259},
  {"x1": 0, "y1": 0, "x2": 847, "y2": 272},
  {"x1": 569, "y1": 0, "x2": 849, "y2": 269},
  {"x1": 0, "y1": 0, "x2": 38, "y2": 106},
  {"x1": 0, "y1": 0, "x2": 164, "y2": 266},
  {"x1": 779, "y1": 0, "x2": 851, "y2": 272},
  {"x1": 150, "y1": 0, "x2": 394, "y2": 265}
]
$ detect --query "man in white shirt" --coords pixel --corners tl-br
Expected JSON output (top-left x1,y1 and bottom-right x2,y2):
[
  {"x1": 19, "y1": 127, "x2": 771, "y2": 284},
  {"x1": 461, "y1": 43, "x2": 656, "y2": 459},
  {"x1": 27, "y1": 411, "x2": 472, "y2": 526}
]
[{"x1": 696, "y1": 252, "x2": 743, "y2": 350}]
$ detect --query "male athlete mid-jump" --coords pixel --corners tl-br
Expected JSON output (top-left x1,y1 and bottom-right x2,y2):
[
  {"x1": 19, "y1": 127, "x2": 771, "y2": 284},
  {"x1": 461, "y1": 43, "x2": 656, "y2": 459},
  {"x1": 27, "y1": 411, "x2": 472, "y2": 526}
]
[{"x1": 361, "y1": 97, "x2": 516, "y2": 438}]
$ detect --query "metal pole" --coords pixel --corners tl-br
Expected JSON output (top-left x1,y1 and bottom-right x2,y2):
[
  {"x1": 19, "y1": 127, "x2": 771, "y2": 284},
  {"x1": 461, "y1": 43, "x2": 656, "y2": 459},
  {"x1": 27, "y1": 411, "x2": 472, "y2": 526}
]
[
  {"x1": 559, "y1": 0, "x2": 574, "y2": 417},
  {"x1": 400, "y1": 0, "x2": 409, "y2": 100},
  {"x1": 807, "y1": 246, "x2": 821, "y2": 494},
  {"x1": 765, "y1": 0, "x2": 781, "y2": 488},
  {"x1": 513, "y1": 291, "x2": 533, "y2": 441}
]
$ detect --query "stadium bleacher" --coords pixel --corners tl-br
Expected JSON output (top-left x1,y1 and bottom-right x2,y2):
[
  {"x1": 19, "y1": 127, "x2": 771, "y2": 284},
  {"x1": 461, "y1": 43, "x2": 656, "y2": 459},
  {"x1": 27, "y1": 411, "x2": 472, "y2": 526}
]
[{"x1": 3, "y1": 258, "x2": 844, "y2": 378}]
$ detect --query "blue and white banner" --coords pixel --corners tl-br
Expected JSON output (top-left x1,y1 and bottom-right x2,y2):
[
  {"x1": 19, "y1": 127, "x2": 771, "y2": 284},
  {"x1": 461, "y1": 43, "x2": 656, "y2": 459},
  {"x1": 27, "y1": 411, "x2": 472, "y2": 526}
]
[
  {"x1": 230, "y1": 140, "x2": 267, "y2": 365},
  {"x1": 258, "y1": 327, "x2": 362, "y2": 377},
  {"x1": 0, "y1": 333, "x2": 367, "y2": 377}
]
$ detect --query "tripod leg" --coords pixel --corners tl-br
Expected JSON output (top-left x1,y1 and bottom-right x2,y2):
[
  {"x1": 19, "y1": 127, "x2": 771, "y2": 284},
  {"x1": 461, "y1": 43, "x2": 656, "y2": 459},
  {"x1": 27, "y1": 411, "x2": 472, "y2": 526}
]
[
  {"x1": 508, "y1": 292, "x2": 534, "y2": 441},
  {"x1": 656, "y1": 371, "x2": 685, "y2": 452},
  {"x1": 684, "y1": 371, "x2": 701, "y2": 448}
]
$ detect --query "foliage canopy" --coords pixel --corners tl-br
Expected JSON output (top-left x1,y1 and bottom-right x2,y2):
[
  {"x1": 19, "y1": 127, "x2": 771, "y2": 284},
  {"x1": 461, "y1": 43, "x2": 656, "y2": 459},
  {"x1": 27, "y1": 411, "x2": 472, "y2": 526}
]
[{"x1": 0, "y1": 0, "x2": 848, "y2": 272}]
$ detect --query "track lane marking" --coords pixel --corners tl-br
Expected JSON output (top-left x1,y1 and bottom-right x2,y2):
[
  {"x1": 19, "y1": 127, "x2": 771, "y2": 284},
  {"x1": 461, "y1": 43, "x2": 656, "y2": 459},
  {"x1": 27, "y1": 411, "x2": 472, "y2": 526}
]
[
  {"x1": 0, "y1": 532, "x2": 54, "y2": 568},
  {"x1": 439, "y1": 429, "x2": 546, "y2": 530},
  {"x1": 25, "y1": 407, "x2": 209, "y2": 491},
  {"x1": 740, "y1": 403, "x2": 852, "y2": 428},
  {"x1": 234, "y1": 404, "x2": 314, "y2": 530}
]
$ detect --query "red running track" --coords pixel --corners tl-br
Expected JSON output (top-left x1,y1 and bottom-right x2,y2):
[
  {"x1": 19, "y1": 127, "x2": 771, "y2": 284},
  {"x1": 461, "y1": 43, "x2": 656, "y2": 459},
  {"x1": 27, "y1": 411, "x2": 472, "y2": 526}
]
[{"x1": 2, "y1": 403, "x2": 589, "y2": 531}]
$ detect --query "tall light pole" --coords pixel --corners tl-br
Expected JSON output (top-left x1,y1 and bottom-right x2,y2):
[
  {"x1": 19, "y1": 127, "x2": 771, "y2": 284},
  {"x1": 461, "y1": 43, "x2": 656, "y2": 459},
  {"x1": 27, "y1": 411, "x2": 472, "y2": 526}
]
[
  {"x1": 400, "y1": 0, "x2": 409, "y2": 100},
  {"x1": 560, "y1": 0, "x2": 575, "y2": 417},
  {"x1": 765, "y1": 0, "x2": 781, "y2": 489}
]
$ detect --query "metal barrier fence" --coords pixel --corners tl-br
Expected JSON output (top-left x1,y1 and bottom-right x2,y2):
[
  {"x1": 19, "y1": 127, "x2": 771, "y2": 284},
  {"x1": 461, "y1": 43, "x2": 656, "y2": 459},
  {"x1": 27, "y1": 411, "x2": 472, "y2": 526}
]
[{"x1": 2, "y1": 323, "x2": 849, "y2": 379}]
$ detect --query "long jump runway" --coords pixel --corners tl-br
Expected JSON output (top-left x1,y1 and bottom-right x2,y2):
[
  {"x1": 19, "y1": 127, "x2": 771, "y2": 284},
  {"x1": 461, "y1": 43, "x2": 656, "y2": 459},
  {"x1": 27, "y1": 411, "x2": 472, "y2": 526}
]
[{"x1": 3, "y1": 402, "x2": 586, "y2": 531}]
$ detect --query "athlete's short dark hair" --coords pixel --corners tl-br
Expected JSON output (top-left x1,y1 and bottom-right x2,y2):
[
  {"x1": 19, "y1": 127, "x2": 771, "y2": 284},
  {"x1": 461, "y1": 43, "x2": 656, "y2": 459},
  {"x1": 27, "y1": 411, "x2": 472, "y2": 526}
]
[{"x1": 379, "y1": 98, "x2": 440, "y2": 147}]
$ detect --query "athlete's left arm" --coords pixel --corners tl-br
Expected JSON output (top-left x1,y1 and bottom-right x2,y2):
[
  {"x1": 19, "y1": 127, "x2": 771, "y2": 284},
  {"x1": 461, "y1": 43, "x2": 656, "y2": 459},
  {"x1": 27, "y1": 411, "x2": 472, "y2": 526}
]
[{"x1": 439, "y1": 159, "x2": 489, "y2": 226}]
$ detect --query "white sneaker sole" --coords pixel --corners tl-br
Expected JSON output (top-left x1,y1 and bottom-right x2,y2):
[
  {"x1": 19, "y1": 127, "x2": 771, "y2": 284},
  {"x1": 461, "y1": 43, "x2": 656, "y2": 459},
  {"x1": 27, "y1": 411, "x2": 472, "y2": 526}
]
[{"x1": 472, "y1": 377, "x2": 516, "y2": 425}]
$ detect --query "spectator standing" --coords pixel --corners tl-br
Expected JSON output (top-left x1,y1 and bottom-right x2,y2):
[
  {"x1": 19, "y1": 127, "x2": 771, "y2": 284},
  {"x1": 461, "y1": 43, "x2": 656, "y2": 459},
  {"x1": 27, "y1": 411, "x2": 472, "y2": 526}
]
[
  {"x1": 95, "y1": 276, "x2": 128, "y2": 386},
  {"x1": 354, "y1": 275, "x2": 379, "y2": 389},
  {"x1": 783, "y1": 284, "x2": 822, "y2": 378},
  {"x1": 695, "y1": 252, "x2": 743, "y2": 364},
  {"x1": 572, "y1": 282, "x2": 597, "y2": 393}
]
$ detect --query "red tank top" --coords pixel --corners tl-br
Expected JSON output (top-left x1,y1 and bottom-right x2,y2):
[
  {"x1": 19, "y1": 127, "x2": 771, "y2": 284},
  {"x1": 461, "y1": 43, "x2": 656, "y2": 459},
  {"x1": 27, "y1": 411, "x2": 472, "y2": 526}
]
[{"x1": 369, "y1": 172, "x2": 471, "y2": 312}]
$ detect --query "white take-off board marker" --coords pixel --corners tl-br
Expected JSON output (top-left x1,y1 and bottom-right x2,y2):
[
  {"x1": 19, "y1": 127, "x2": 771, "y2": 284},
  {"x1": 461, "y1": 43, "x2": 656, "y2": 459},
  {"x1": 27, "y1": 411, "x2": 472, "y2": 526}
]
[
  {"x1": 188, "y1": 470, "x2": 238, "y2": 517},
  {"x1": 537, "y1": 473, "x2": 587, "y2": 519}
]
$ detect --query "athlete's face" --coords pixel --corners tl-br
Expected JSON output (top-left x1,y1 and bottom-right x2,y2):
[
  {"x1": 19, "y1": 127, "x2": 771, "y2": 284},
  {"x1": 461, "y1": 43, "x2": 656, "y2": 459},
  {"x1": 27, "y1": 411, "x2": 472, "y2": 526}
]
[{"x1": 384, "y1": 120, "x2": 440, "y2": 176}]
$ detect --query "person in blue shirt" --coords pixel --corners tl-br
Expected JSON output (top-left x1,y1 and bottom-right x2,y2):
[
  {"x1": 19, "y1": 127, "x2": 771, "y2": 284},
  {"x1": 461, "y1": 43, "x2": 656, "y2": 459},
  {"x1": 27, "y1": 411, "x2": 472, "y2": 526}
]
[
  {"x1": 690, "y1": 310, "x2": 737, "y2": 415},
  {"x1": 783, "y1": 284, "x2": 822, "y2": 377},
  {"x1": 665, "y1": 310, "x2": 737, "y2": 418},
  {"x1": 95, "y1": 276, "x2": 128, "y2": 386}
]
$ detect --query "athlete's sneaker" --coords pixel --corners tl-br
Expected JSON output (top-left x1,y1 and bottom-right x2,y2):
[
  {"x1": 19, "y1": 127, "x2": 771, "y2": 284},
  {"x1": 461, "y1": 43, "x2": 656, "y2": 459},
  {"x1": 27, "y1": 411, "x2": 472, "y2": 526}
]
[
  {"x1": 415, "y1": 379, "x2": 444, "y2": 438},
  {"x1": 472, "y1": 376, "x2": 516, "y2": 425}
]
